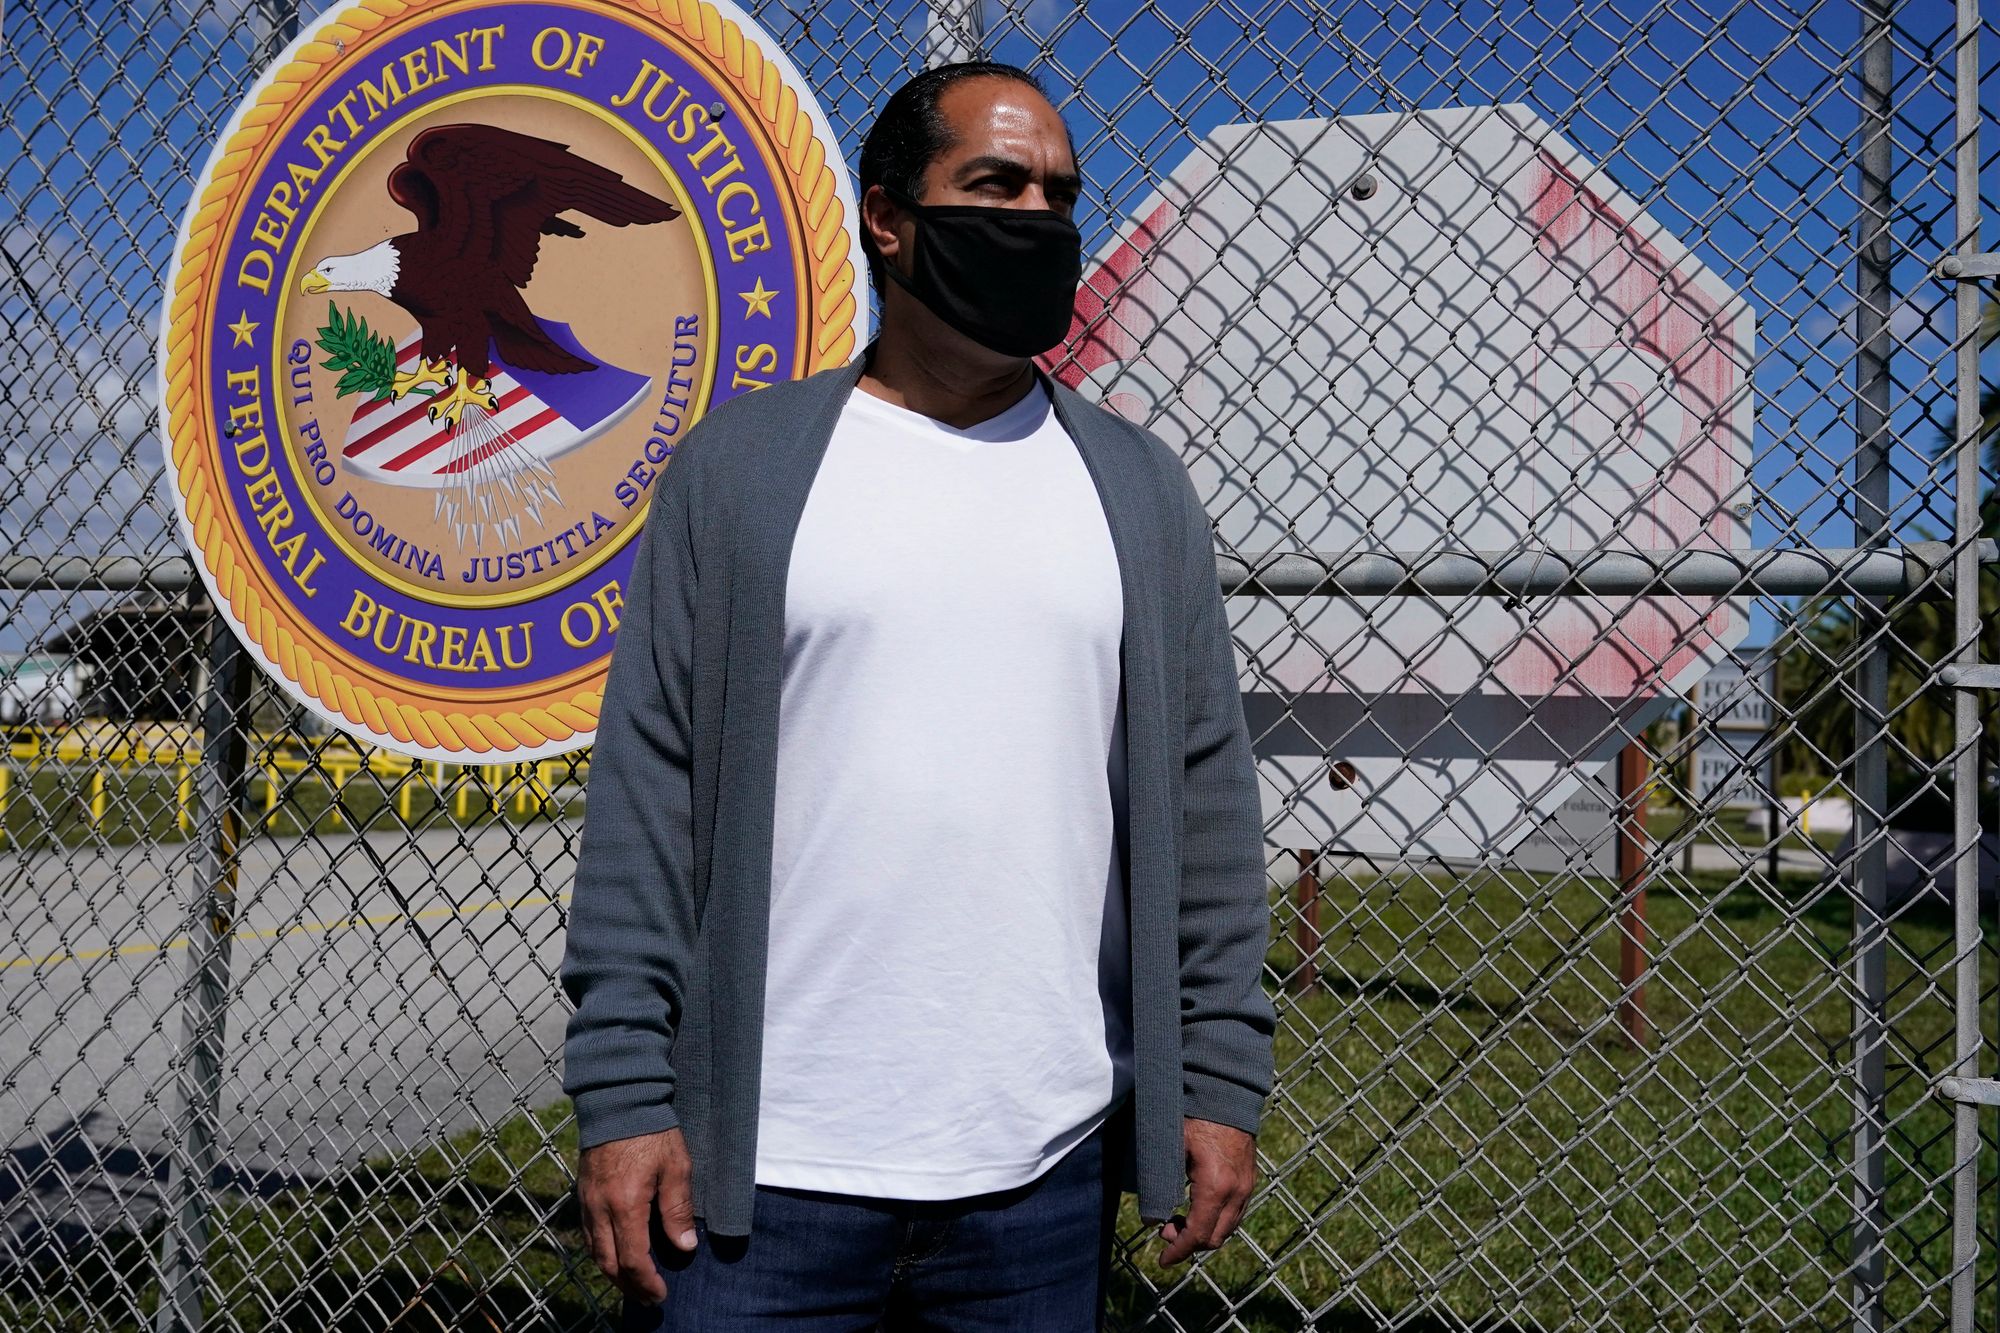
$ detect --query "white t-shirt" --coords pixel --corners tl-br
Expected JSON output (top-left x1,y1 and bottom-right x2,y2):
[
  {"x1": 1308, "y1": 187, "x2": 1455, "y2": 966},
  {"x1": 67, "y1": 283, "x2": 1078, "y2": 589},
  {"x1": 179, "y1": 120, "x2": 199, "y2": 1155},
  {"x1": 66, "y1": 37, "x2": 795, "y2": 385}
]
[{"x1": 754, "y1": 381, "x2": 1134, "y2": 1198}]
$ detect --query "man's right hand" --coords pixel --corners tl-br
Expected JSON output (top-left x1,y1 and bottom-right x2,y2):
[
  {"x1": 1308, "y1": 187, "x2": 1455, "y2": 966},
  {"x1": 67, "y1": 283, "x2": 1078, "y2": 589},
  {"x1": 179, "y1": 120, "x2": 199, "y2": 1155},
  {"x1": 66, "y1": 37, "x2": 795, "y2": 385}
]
[{"x1": 578, "y1": 1128, "x2": 698, "y2": 1304}]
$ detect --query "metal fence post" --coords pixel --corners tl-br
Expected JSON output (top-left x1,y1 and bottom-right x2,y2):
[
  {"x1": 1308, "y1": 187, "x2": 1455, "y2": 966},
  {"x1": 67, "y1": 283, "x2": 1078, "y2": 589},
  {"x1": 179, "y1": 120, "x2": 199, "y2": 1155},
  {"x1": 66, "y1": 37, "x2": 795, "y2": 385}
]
[
  {"x1": 1947, "y1": 0, "x2": 1982, "y2": 1324},
  {"x1": 149, "y1": 21, "x2": 296, "y2": 1332},
  {"x1": 150, "y1": 617, "x2": 254, "y2": 1333},
  {"x1": 1849, "y1": 1, "x2": 1896, "y2": 1327},
  {"x1": 147, "y1": 4, "x2": 299, "y2": 1321}
]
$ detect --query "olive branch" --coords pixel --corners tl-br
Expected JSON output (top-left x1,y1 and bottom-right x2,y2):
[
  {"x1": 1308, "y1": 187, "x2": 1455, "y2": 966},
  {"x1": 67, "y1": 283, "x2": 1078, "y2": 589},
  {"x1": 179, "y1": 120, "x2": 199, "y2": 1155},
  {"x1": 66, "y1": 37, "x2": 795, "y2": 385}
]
[{"x1": 313, "y1": 300, "x2": 430, "y2": 402}]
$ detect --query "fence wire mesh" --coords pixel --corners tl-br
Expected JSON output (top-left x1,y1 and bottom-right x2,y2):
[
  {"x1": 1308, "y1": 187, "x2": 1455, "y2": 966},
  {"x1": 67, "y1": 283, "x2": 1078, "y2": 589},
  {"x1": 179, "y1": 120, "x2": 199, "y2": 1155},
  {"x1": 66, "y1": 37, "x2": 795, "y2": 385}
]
[{"x1": 1, "y1": 0, "x2": 1997, "y2": 1329}]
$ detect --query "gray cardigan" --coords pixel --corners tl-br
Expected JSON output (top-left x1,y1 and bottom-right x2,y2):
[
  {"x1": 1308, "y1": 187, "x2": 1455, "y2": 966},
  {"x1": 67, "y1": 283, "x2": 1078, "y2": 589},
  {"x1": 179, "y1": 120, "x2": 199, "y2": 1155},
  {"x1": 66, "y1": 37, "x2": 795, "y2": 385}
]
[{"x1": 559, "y1": 354, "x2": 1276, "y2": 1237}]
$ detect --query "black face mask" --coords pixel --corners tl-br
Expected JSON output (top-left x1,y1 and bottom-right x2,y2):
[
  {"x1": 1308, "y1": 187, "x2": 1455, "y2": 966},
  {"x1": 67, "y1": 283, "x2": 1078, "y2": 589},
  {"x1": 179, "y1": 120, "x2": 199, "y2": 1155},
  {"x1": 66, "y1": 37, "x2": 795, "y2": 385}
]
[{"x1": 879, "y1": 184, "x2": 1083, "y2": 358}]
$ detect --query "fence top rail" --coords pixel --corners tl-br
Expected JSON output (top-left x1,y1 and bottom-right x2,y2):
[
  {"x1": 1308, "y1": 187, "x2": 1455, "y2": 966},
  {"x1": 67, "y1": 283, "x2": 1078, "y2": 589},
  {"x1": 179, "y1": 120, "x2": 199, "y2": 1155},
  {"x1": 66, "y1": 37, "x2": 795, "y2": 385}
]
[
  {"x1": 7, "y1": 542, "x2": 1990, "y2": 597},
  {"x1": 1218, "y1": 540, "x2": 1999, "y2": 597}
]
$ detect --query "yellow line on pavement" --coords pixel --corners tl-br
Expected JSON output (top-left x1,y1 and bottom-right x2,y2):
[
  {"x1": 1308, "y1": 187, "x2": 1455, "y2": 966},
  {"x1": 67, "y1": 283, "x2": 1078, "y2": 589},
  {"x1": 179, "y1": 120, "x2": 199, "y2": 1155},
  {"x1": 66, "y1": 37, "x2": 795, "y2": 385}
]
[{"x1": 0, "y1": 893, "x2": 570, "y2": 972}]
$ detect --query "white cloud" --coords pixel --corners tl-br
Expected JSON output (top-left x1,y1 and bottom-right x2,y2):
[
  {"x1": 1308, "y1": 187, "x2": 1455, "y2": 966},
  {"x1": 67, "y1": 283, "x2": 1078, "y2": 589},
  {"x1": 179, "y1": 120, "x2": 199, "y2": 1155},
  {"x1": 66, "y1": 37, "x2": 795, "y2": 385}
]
[
  {"x1": 1000, "y1": 0, "x2": 1066, "y2": 35},
  {"x1": 0, "y1": 221, "x2": 173, "y2": 565},
  {"x1": 177, "y1": 0, "x2": 342, "y2": 46}
]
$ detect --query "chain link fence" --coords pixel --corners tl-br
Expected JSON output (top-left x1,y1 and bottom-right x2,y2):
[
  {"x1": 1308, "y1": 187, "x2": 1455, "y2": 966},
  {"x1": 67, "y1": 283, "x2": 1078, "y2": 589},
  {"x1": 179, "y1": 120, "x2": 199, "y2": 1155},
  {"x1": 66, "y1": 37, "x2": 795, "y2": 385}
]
[{"x1": 2, "y1": 0, "x2": 1997, "y2": 1328}]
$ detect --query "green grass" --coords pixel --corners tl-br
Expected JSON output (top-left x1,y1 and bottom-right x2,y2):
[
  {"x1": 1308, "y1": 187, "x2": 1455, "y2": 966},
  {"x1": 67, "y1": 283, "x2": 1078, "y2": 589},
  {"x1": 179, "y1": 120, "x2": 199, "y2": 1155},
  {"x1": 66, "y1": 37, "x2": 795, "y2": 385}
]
[
  {"x1": 4, "y1": 868, "x2": 1995, "y2": 1331},
  {"x1": 1227, "y1": 865, "x2": 1998, "y2": 1331}
]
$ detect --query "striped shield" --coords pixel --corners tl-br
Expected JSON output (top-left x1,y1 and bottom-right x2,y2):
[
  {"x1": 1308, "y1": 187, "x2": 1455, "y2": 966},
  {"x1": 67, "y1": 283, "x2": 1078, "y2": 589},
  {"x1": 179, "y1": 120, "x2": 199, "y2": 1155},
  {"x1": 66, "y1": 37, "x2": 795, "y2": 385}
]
[{"x1": 339, "y1": 322, "x2": 650, "y2": 488}]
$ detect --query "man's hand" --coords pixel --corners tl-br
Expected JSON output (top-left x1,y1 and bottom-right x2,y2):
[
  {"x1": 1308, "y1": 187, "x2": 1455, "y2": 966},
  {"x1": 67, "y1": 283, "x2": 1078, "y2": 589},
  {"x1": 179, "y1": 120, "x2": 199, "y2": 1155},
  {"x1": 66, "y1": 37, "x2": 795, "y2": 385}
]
[
  {"x1": 578, "y1": 1128, "x2": 697, "y2": 1303},
  {"x1": 1157, "y1": 1116, "x2": 1256, "y2": 1266}
]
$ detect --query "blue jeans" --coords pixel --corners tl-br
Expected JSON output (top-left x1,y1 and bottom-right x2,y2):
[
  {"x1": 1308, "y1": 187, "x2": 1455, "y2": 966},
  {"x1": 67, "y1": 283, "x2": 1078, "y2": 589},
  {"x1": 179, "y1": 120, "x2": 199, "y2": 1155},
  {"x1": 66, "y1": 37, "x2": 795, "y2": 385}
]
[{"x1": 619, "y1": 1099, "x2": 1128, "y2": 1331}]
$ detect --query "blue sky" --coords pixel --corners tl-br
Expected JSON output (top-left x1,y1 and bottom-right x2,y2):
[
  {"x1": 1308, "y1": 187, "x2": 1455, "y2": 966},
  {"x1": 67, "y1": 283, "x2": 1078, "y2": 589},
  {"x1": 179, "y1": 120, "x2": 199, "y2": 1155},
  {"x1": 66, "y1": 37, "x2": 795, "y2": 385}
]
[{"x1": 0, "y1": 0, "x2": 1993, "y2": 657}]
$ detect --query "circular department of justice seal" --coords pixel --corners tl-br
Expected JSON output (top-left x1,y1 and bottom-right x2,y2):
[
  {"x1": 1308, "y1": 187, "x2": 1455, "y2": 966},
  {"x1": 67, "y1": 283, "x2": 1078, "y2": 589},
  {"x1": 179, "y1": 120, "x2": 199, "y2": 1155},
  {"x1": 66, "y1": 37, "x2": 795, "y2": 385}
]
[{"x1": 161, "y1": 0, "x2": 865, "y2": 760}]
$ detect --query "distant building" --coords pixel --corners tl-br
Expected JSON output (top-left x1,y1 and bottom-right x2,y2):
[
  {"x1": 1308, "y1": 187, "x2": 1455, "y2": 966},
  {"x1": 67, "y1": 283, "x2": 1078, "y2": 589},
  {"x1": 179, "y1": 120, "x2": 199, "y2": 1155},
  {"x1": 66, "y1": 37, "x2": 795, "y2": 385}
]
[
  {"x1": 43, "y1": 587, "x2": 206, "y2": 723},
  {"x1": 0, "y1": 653, "x2": 83, "y2": 726},
  {"x1": 42, "y1": 588, "x2": 326, "y2": 734}
]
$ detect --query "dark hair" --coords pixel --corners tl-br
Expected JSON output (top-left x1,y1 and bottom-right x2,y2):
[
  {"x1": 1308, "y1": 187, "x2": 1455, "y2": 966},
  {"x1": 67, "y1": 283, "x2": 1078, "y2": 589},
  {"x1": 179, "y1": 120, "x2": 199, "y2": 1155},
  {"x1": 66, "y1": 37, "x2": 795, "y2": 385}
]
[{"x1": 856, "y1": 61, "x2": 1056, "y2": 291}]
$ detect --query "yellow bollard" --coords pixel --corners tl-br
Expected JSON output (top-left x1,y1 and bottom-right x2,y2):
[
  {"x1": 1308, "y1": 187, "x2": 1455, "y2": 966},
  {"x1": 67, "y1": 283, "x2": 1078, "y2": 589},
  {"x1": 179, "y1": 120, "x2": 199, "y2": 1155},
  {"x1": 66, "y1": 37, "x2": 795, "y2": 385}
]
[
  {"x1": 398, "y1": 756, "x2": 416, "y2": 823},
  {"x1": 89, "y1": 768, "x2": 107, "y2": 831},
  {"x1": 0, "y1": 762, "x2": 10, "y2": 847},
  {"x1": 454, "y1": 763, "x2": 470, "y2": 821},
  {"x1": 176, "y1": 762, "x2": 192, "y2": 834}
]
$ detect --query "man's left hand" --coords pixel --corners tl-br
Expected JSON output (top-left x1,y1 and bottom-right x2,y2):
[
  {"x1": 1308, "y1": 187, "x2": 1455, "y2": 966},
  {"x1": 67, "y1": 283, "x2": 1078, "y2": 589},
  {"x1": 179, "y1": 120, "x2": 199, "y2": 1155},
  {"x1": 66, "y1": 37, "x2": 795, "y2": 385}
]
[{"x1": 1157, "y1": 1116, "x2": 1256, "y2": 1265}]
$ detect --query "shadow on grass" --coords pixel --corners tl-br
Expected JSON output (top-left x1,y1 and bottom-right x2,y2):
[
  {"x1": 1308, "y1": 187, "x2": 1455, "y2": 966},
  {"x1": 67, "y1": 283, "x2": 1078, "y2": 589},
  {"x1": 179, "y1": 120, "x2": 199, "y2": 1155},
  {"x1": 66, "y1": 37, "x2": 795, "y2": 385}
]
[
  {"x1": 3, "y1": 1144, "x2": 1545, "y2": 1333},
  {"x1": 1107, "y1": 1260, "x2": 1546, "y2": 1333},
  {"x1": 2, "y1": 1209, "x2": 607, "y2": 1332},
  {"x1": 1302, "y1": 966, "x2": 1526, "y2": 1022},
  {"x1": 0, "y1": 1109, "x2": 603, "y2": 1330},
  {"x1": 275, "y1": 1262, "x2": 600, "y2": 1331},
  {"x1": 0, "y1": 1112, "x2": 328, "y2": 1266}
]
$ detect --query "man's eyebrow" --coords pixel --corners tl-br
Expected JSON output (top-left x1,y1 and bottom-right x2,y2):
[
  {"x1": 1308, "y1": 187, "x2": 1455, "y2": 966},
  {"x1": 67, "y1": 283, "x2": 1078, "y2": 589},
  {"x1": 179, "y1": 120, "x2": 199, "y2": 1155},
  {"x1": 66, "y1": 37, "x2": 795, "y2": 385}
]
[
  {"x1": 952, "y1": 154, "x2": 1034, "y2": 181},
  {"x1": 952, "y1": 155, "x2": 1084, "y2": 194}
]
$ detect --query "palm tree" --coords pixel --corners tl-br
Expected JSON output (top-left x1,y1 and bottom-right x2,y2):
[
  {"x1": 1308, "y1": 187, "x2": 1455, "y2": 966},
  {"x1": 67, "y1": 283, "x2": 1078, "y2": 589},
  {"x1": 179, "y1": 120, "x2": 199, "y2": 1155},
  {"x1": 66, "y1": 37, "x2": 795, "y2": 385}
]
[
  {"x1": 1957, "y1": 298, "x2": 2000, "y2": 534},
  {"x1": 1772, "y1": 298, "x2": 1999, "y2": 826}
]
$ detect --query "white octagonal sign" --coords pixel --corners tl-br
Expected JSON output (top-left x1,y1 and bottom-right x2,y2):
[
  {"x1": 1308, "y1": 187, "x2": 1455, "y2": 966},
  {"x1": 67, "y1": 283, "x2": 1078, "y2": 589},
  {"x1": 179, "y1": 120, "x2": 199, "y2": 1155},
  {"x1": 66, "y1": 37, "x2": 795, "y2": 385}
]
[{"x1": 1050, "y1": 104, "x2": 1754, "y2": 862}]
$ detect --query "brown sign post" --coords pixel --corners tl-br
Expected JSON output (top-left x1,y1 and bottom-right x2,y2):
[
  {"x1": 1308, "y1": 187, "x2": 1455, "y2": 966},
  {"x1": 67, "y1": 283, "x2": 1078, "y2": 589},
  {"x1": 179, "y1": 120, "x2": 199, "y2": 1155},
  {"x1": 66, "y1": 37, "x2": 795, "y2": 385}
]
[
  {"x1": 1617, "y1": 741, "x2": 1651, "y2": 1049},
  {"x1": 1290, "y1": 850, "x2": 1322, "y2": 996}
]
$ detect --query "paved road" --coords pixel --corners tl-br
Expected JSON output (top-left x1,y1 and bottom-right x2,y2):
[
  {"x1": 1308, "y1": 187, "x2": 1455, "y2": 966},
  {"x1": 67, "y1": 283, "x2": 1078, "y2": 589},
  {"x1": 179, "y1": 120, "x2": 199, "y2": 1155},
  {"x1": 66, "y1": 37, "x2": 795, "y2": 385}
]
[
  {"x1": 0, "y1": 820, "x2": 581, "y2": 1262},
  {"x1": 1678, "y1": 839, "x2": 1830, "y2": 877}
]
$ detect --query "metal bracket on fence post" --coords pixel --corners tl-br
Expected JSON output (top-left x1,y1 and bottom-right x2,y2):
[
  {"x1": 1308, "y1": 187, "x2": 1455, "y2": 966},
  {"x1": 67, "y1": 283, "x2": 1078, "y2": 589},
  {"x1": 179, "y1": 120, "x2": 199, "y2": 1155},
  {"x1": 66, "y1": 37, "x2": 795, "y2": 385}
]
[
  {"x1": 1938, "y1": 666, "x2": 2000, "y2": 690},
  {"x1": 1938, "y1": 253, "x2": 2000, "y2": 279},
  {"x1": 1938, "y1": 1078, "x2": 2000, "y2": 1108},
  {"x1": 151, "y1": 618, "x2": 254, "y2": 1333}
]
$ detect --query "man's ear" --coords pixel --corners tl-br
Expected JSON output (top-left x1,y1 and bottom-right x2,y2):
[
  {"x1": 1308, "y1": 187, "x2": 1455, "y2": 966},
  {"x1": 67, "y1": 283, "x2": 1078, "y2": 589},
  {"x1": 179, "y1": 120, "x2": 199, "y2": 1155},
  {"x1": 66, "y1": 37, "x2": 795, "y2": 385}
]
[{"x1": 862, "y1": 184, "x2": 904, "y2": 269}]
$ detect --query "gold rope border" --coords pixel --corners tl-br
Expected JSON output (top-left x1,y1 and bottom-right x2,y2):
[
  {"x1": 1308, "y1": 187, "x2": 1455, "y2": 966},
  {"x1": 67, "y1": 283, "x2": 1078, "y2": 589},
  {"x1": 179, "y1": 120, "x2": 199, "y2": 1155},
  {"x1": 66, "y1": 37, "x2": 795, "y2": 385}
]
[{"x1": 164, "y1": 0, "x2": 858, "y2": 757}]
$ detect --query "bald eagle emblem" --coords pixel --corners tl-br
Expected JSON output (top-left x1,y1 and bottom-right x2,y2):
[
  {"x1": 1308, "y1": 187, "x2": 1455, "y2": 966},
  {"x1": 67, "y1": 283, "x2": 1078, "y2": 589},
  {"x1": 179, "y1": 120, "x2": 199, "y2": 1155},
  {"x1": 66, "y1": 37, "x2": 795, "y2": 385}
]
[{"x1": 302, "y1": 123, "x2": 678, "y2": 548}]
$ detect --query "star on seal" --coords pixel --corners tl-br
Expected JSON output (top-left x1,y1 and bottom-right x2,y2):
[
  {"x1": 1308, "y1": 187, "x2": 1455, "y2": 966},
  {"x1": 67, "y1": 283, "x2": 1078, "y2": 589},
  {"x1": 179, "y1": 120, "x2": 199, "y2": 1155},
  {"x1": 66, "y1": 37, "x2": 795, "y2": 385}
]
[{"x1": 740, "y1": 278, "x2": 779, "y2": 318}]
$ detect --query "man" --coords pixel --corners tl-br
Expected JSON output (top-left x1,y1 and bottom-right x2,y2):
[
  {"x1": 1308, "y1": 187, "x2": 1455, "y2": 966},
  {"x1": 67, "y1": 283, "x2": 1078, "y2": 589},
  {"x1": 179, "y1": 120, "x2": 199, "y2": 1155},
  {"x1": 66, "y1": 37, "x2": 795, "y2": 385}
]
[{"x1": 561, "y1": 60, "x2": 1276, "y2": 1329}]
